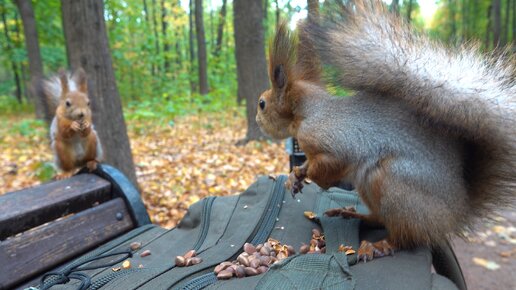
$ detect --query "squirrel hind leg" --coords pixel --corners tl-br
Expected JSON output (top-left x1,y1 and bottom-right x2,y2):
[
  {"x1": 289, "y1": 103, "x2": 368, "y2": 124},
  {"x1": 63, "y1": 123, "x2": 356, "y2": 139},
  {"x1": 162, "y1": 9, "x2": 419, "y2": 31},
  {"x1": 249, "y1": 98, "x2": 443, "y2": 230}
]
[
  {"x1": 357, "y1": 156, "x2": 469, "y2": 249},
  {"x1": 380, "y1": 175, "x2": 468, "y2": 249},
  {"x1": 357, "y1": 239, "x2": 395, "y2": 262}
]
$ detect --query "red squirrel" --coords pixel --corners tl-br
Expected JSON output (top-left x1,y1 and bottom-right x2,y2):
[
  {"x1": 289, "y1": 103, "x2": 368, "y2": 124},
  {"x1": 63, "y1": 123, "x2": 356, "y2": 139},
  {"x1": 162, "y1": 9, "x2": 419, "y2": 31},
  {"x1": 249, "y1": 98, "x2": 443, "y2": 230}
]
[
  {"x1": 256, "y1": 0, "x2": 515, "y2": 261},
  {"x1": 44, "y1": 68, "x2": 103, "y2": 179}
]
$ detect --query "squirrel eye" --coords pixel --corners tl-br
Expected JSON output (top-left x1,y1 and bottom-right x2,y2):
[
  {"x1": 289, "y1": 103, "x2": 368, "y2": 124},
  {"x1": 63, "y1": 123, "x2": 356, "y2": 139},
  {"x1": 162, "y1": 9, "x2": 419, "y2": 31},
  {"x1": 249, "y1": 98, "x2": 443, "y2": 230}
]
[
  {"x1": 87, "y1": 101, "x2": 90, "y2": 106},
  {"x1": 259, "y1": 99, "x2": 266, "y2": 110},
  {"x1": 65, "y1": 100, "x2": 71, "y2": 107}
]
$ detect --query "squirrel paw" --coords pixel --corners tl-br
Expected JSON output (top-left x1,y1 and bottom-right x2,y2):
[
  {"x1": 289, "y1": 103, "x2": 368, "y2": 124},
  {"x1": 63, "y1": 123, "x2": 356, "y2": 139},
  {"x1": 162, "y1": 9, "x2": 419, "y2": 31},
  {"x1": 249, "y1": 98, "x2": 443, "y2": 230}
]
[
  {"x1": 324, "y1": 206, "x2": 360, "y2": 219},
  {"x1": 357, "y1": 239, "x2": 395, "y2": 263},
  {"x1": 81, "y1": 120, "x2": 91, "y2": 130},
  {"x1": 86, "y1": 160, "x2": 98, "y2": 172},
  {"x1": 71, "y1": 121, "x2": 82, "y2": 132},
  {"x1": 54, "y1": 172, "x2": 74, "y2": 180},
  {"x1": 285, "y1": 166, "x2": 307, "y2": 197}
]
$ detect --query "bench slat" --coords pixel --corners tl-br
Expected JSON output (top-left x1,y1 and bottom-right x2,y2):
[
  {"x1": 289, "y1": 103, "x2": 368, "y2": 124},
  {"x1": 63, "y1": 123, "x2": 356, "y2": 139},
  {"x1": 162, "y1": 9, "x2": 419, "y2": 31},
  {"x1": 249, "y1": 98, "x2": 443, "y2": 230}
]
[
  {"x1": 0, "y1": 198, "x2": 134, "y2": 289},
  {"x1": 0, "y1": 174, "x2": 112, "y2": 240}
]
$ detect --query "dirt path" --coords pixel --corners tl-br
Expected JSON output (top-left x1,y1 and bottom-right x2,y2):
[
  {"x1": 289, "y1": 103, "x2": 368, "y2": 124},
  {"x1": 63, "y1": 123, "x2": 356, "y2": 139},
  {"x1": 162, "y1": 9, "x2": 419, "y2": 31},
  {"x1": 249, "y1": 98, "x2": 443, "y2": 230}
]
[{"x1": 451, "y1": 210, "x2": 515, "y2": 290}]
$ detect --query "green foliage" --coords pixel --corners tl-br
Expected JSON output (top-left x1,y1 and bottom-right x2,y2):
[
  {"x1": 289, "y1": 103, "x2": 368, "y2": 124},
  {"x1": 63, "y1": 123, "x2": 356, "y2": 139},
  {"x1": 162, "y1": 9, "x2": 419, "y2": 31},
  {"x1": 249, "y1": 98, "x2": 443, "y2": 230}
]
[
  {"x1": 0, "y1": 95, "x2": 33, "y2": 115},
  {"x1": 428, "y1": 0, "x2": 514, "y2": 49},
  {"x1": 34, "y1": 161, "x2": 56, "y2": 181},
  {"x1": 2, "y1": 0, "x2": 513, "y2": 122},
  {"x1": 9, "y1": 118, "x2": 46, "y2": 136}
]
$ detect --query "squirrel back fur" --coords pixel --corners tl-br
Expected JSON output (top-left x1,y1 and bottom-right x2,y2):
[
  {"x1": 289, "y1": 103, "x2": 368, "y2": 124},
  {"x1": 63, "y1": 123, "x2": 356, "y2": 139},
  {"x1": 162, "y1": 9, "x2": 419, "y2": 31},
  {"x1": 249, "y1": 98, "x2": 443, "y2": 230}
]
[
  {"x1": 257, "y1": 0, "x2": 515, "y2": 249},
  {"x1": 304, "y1": 0, "x2": 515, "y2": 224}
]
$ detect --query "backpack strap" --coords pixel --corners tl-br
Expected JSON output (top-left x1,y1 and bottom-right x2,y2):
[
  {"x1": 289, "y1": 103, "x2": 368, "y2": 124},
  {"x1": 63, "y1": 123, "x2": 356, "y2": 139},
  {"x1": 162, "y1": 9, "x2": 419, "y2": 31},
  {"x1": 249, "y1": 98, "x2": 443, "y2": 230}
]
[{"x1": 432, "y1": 242, "x2": 467, "y2": 290}]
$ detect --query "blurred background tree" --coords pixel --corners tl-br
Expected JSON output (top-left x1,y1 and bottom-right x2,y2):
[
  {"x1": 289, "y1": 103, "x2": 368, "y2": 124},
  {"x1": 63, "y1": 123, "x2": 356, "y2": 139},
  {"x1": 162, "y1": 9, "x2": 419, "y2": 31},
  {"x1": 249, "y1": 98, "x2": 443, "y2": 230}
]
[{"x1": 0, "y1": 0, "x2": 514, "y2": 163}]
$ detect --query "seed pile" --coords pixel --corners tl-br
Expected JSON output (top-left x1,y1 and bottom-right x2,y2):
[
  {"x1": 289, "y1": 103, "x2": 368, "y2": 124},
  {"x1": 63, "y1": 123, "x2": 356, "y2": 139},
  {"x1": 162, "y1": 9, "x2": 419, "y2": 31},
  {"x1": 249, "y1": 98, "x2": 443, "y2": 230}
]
[
  {"x1": 175, "y1": 249, "x2": 203, "y2": 267},
  {"x1": 300, "y1": 228, "x2": 326, "y2": 254},
  {"x1": 214, "y1": 238, "x2": 295, "y2": 280}
]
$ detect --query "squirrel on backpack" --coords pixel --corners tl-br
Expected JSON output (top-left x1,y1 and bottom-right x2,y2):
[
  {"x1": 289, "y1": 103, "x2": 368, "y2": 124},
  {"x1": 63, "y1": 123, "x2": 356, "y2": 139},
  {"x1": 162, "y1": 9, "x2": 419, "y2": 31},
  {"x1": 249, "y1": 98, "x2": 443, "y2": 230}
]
[
  {"x1": 256, "y1": 0, "x2": 515, "y2": 261},
  {"x1": 44, "y1": 68, "x2": 103, "y2": 180}
]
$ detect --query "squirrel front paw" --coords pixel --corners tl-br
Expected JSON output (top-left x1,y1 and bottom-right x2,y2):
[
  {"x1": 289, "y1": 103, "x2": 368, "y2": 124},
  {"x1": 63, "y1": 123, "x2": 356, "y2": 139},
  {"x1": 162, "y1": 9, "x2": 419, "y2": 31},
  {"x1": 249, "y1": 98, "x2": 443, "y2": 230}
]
[
  {"x1": 285, "y1": 165, "x2": 308, "y2": 197},
  {"x1": 80, "y1": 120, "x2": 91, "y2": 131},
  {"x1": 70, "y1": 121, "x2": 82, "y2": 132},
  {"x1": 54, "y1": 172, "x2": 74, "y2": 180},
  {"x1": 86, "y1": 160, "x2": 98, "y2": 171},
  {"x1": 78, "y1": 120, "x2": 92, "y2": 136},
  {"x1": 325, "y1": 206, "x2": 359, "y2": 218}
]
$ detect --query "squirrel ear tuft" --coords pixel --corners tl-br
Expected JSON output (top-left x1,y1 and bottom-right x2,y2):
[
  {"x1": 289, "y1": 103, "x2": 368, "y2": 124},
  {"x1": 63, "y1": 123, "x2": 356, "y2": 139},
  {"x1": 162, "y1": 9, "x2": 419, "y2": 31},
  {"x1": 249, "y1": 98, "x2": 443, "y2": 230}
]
[
  {"x1": 75, "y1": 67, "x2": 88, "y2": 93},
  {"x1": 269, "y1": 20, "x2": 296, "y2": 92},
  {"x1": 58, "y1": 68, "x2": 69, "y2": 97},
  {"x1": 273, "y1": 65, "x2": 286, "y2": 89}
]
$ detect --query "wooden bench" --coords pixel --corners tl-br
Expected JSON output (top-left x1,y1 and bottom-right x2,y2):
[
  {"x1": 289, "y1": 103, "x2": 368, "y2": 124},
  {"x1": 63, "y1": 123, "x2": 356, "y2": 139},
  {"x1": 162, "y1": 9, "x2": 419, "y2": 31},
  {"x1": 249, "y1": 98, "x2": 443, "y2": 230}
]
[{"x1": 0, "y1": 164, "x2": 151, "y2": 290}]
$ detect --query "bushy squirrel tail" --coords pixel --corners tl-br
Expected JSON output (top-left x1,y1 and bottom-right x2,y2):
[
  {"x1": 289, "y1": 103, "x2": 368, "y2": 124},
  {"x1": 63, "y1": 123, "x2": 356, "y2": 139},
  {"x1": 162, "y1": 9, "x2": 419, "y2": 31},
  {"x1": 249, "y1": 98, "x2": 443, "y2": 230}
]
[{"x1": 305, "y1": 0, "x2": 515, "y2": 219}]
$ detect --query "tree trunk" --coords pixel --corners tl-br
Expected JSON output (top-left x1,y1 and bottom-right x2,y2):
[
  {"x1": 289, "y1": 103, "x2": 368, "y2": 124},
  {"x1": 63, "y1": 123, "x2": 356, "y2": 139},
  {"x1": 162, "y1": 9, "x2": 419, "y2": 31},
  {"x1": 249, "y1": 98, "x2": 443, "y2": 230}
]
[
  {"x1": 210, "y1": 5, "x2": 214, "y2": 48},
  {"x1": 214, "y1": 0, "x2": 227, "y2": 56},
  {"x1": 1, "y1": 9, "x2": 22, "y2": 103},
  {"x1": 472, "y1": 0, "x2": 479, "y2": 36},
  {"x1": 61, "y1": 0, "x2": 138, "y2": 186},
  {"x1": 161, "y1": 0, "x2": 171, "y2": 72},
  {"x1": 391, "y1": 0, "x2": 400, "y2": 14},
  {"x1": 274, "y1": 0, "x2": 280, "y2": 26},
  {"x1": 307, "y1": 0, "x2": 319, "y2": 17},
  {"x1": 264, "y1": 0, "x2": 268, "y2": 20},
  {"x1": 175, "y1": 0, "x2": 182, "y2": 67},
  {"x1": 189, "y1": 0, "x2": 196, "y2": 93},
  {"x1": 15, "y1": 0, "x2": 50, "y2": 122},
  {"x1": 152, "y1": 0, "x2": 161, "y2": 75},
  {"x1": 234, "y1": 0, "x2": 268, "y2": 143},
  {"x1": 513, "y1": 0, "x2": 516, "y2": 48},
  {"x1": 195, "y1": 0, "x2": 209, "y2": 95},
  {"x1": 14, "y1": 12, "x2": 28, "y2": 102},
  {"x1": 143, "y1": 0, "x2": 150, "y2": 22},
  {"x1": 449, "y1": 0, "x2": 457, "y2": 43},
  {"x1": 406, "y1": 0, "x2": 413, "y2": 22},
  {"x1": 461, "y1": 0, "x2": 468, "y2": 41},
  {"x1": 502, "y1": 0, "x2": 510, "y2": 45},
  {"x1": 485, "y1": 4, "x2": 493, "y2": 49},
  {"x1": 142, "y1": 0, "x2": 156, "y2": 75},
  {"x1": 492, "y1": 0, "x2": 501, "y2": 47}
]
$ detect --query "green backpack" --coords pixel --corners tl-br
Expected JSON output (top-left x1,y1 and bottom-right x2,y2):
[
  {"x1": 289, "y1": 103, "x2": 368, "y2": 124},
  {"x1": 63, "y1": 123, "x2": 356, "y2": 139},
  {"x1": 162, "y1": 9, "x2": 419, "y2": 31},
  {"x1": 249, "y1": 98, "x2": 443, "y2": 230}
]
[{"x1": 33, "y1": 175, "x2": 465, "y2": 290}]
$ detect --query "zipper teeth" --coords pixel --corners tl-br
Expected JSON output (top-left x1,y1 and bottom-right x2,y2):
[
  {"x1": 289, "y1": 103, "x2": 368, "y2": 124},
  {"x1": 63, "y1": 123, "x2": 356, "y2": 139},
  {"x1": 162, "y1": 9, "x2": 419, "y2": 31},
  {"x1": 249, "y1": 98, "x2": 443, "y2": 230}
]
[
  {"x1": 181, "y1": 176, "x2": 287, "y2": 290},
  {"x1": 192, "y1": 196, "x2": 216, "y2": 251},
  {"x1": 37, "y1": 225, "x2": 154, "y2": 289},
  {"x1": 89, "y1": 269, "x2": 140, "y2": 290},
  {"x1": 87, "y1": 197, "x2": 216, "y2": 289},
  {"x1": 88, "y1": 268, "x2": 161, "y2": 290},
  {"x1": 181, "y1": 273, "x2": 218, "y2": 290},
  {"x1": 250, "y1": 175, "x2": 286, "y2": 244}
]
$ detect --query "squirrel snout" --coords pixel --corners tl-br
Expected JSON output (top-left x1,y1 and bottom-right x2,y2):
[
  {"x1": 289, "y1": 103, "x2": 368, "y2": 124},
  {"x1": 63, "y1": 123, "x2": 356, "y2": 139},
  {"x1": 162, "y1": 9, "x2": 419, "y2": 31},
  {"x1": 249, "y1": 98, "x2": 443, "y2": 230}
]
[{"x1": 78, "y1": 112, "x2": 85, "y2": 119}]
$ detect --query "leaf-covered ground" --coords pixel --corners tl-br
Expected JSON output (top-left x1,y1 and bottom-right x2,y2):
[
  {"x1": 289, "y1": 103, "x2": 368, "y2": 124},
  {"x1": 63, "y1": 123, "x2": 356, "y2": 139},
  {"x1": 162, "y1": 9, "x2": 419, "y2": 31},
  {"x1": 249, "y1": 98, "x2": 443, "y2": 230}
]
[
  {"x1": 0, "y1": 111, "x2": 513, "y2": 289},
  {"x1": 0, "y1": 110, "x2": 288, "y2": 228}
]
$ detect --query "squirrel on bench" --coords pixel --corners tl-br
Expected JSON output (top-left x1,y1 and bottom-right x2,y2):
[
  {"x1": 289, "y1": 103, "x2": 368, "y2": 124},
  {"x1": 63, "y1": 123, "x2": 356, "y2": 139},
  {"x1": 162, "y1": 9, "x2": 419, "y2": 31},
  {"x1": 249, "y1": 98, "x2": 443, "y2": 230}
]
[
  {"x1": 256, "y1": 0, "x2": 515, "y2": 261},
  {"x1": 44, "y1": 68, "x2": 103, "y2": 180}
]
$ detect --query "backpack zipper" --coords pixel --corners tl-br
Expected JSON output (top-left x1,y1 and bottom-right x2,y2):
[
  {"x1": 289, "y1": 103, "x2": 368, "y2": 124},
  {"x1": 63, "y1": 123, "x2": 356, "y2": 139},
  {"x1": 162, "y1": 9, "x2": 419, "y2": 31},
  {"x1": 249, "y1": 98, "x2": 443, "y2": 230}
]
[
  {"x1": 86, "y1": 196, "x2": 217, "y2": 289},
  {"x1": 180, "y1": 175, "x2": 287, "y2": 290},
  {"x1": 192, "y1": 196, "x2": 216, "y2": 251},
  {"x1": 35, "y1": 225, "x2": 155, "y2": 289}
]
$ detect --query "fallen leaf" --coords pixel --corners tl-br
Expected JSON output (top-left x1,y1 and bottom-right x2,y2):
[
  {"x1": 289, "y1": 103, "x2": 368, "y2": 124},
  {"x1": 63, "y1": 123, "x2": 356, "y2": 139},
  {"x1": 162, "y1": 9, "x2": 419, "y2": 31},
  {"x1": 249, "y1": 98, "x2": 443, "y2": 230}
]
[{"x1": 472, "y1": 257, "x2": 500, "y2": 270}]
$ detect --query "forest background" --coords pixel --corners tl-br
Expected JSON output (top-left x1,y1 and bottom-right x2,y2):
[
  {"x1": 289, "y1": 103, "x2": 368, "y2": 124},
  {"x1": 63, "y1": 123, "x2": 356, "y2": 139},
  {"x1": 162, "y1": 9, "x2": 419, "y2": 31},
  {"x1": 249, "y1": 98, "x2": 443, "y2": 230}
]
[{"x1": 0, "y1": 1, "x2": 515, "y2": 289}]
